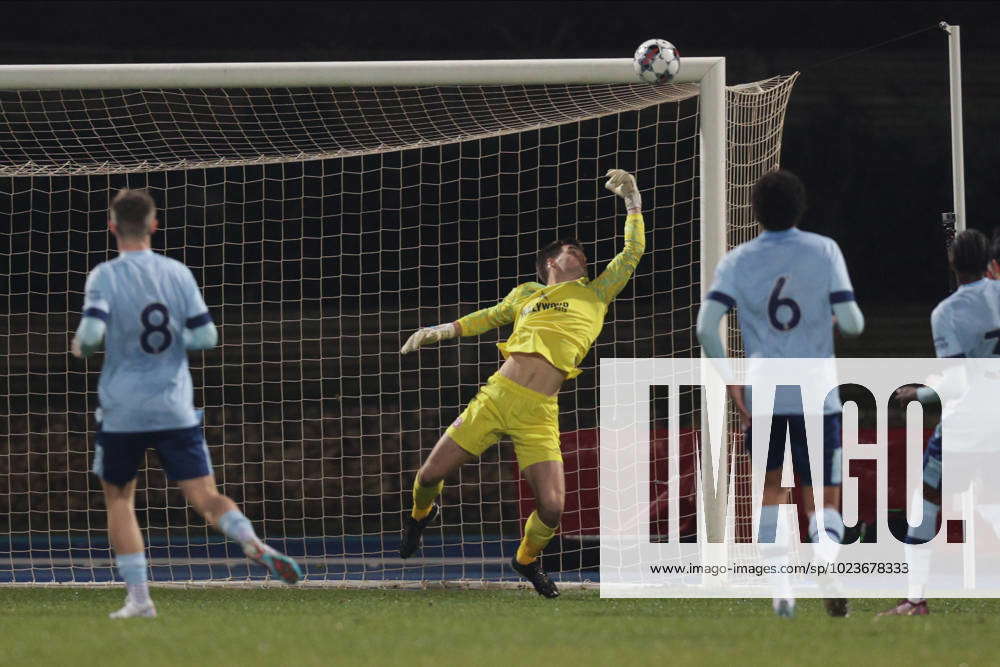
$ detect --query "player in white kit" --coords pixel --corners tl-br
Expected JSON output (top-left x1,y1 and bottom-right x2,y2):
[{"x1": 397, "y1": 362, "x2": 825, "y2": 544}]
[
  {"x1": 72, "y1": 189, "x2": 302, "y2": 618},
  {"x1": 879, "y1": 229, "x2": 1000, "y2": 615},
  {"x1": 697, "y1": 170, "x2": 865, "y2": 617}
]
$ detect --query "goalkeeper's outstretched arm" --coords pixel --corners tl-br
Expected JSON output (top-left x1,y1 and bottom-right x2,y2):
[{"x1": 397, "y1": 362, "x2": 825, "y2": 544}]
[
  {"x1": 400, "y1": 287, "x2": 522, "y2": 354},
  {"x1": 589, "y1": 169, "x2": 646, "y2": 304},
  {"x1": 400, "y1": 321, "x2": 461, "y2": 354}
]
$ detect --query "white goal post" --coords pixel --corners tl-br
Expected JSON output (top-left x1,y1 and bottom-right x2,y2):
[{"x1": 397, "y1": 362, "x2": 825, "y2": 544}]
[
  {"x1": 0, "y1": 56, "x2": 795, "y2": 587},
  {"x1": 0, "y1": 58, "x2": 725, "y2": 89}
]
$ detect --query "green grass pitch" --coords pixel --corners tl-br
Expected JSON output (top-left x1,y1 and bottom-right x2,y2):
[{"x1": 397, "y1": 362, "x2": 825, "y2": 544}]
[{"x1": 3, "y1": 589, "x2": 996, "y2": 666}]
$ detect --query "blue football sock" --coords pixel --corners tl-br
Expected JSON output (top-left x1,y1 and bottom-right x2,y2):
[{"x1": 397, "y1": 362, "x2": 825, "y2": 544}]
[
  {"x1": 758, "y1": 505, "x2": 793, "y2": 600},
  {"x1": 758, "y1": 504, "x2": 779, "y2": 543},
  {"x1": 905, "y1": 500, "x2": 941, "y2": 544},
  {"x1": 218, "y1": 509, "x2": 258, "y2": 544},
  {"x1": 116, "y1": 552, "x2": 150, "y2": 605},
  {"x1": 809, "y1": 507, "x2": 845, "y2": 564},
  {"x1": 808, "y1": 507, "x2": 845, "y2": 543}
]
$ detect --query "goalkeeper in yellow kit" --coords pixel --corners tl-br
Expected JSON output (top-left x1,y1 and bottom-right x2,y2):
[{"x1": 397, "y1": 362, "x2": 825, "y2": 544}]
[{"x1": 399, "y1": 169, "x2": 645, "y2": 597}]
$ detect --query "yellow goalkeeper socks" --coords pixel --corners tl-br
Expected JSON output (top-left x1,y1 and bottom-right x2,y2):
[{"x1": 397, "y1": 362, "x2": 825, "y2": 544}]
[
  {"x1": 515, "y1": 511, "x2": 556, "y2": 565},
  {"x1": 411, "y1": 477, "x2": 444, "y2": 520}
]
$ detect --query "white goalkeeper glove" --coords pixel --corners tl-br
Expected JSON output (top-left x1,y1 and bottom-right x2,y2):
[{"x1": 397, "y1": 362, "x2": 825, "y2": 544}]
[
  {"x1": 604, "y1": 169, "x2": 642, "y2": 212},
  {"x1": 400, "y1": 323, "x2": 458, "y2": 354}
]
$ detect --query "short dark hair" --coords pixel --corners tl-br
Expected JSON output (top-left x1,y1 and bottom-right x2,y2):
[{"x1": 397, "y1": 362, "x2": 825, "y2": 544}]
[
  {"x1": 751, "y1": 169, "x2": 807, "y2": 231},
  {"x1": 536, "y1": 238, "x2": 583, "y2": 282},
  {"x1": 950, "y1": 228, "x2": 990, "y2": 276},
  {"x1": 111, "y1": 188, "x2": 156, "y2": 238},
  {"x1": 990, "y1": 226, "x2": 1000, "y2": 263}
]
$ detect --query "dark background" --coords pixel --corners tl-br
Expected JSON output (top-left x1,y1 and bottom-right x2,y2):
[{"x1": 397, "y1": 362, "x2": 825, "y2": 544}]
[{"x1": 2, "y1": 0, "x2": 999, "y2": 307}]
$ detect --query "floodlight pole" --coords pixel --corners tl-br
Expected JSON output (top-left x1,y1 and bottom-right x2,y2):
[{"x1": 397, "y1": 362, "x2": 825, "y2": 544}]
[
  {"x1": 940, "y1": 21, "x2": 975, "y2": 589},
  {"x1": 940, "y1": 22, "x2": 966, "y2": 233}
]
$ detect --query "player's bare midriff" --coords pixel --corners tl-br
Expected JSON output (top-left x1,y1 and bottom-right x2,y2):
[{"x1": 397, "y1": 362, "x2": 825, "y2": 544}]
[{"x1": 498, "y1": 352, "x2": 565, "y2": 396}]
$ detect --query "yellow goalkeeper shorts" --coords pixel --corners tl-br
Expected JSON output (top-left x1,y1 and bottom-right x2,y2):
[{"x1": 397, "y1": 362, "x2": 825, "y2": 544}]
[{"x1": 446, "y1": 372, "x2": 561, "y2": 469}]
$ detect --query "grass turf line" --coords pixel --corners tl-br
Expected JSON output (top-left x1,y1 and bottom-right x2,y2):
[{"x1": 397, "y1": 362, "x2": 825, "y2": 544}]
[{"x1": 1, "y1": 589, "x2": 997, "y2": 666}]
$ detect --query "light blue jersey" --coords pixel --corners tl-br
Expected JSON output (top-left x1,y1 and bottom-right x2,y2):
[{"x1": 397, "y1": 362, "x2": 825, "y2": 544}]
[
  {"x1": 82, "y1": 250, "x2": 212, "y2": 432},
  {"x1": 931, "y1": 279, "x2": 1000, "y2": 359},
  {"x1": 929, "y1": 279, "x2": 1000, "y2": 451},
  {"x1": 706, "y1": 228, "x2": 856, "y2": 414}
]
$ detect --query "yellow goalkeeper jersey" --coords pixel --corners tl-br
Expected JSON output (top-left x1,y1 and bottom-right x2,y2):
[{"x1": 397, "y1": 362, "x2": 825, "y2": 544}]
[{"x1": 456, "y1": 214, "x2": 645, "y2": 379}]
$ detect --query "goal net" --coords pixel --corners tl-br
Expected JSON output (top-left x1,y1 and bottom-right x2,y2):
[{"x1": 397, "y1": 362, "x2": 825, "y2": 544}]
[{"x1": 0, "y1": 60, "x2": 797, "y2": 585}]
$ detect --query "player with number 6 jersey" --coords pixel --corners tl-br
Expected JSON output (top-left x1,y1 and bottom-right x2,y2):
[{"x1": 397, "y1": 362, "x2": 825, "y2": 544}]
[
  {"x1": 697, "y1": 169, "x2": 864, "y2": 618},
  {"x1": 72, "y1": 189, "x2": 302, "y2": 619}
]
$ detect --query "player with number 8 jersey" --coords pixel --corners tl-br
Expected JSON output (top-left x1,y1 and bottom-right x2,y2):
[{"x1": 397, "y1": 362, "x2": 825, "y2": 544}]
[
  {"x1": 72, "y1": 189, "x2": 302, "y2": 619},
  {"x1": 81, "y1": 240, "x2": 210, "y2": 433}
]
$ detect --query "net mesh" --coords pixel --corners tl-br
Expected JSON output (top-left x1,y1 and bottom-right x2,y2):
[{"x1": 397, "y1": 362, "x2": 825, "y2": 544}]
[
  {"x1": 725, "y1": 75, "x2": 801, "y2": 552},
  {"x1": 0, "y1": 73, "x2": 797, "y2": 584},
  {"x1": 0, "y1": 83, "x2": 698, "y2": 176}
]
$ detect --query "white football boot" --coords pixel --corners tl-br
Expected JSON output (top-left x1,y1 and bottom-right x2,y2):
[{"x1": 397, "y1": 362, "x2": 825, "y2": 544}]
[{"x1": 109, "y1": 596, "x2": 157, "y2": 619}]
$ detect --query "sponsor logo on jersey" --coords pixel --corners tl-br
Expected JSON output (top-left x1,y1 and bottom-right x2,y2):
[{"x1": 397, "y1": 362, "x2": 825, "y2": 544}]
[{"x1": 522, "y1": 301, "x2": 570, "y2": 317}]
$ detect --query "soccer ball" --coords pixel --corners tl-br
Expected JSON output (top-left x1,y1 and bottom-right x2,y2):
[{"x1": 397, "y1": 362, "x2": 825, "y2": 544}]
[{"x1": 633, "y1": 39, "x2": 680, "y2": 83}]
